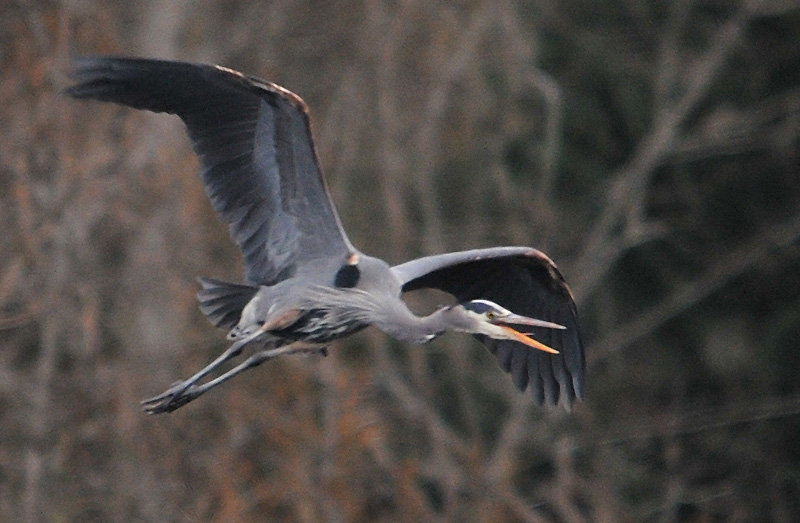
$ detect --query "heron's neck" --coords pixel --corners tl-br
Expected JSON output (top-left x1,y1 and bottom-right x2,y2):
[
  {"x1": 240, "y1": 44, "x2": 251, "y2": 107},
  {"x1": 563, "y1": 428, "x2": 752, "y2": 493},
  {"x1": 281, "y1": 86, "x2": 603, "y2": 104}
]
[
  {"x1": 375, "y1": 301, "x2": 454, "y2": 345},
  {"x1": 304, "y1": 287, "x2": 460, "y2": 345}
]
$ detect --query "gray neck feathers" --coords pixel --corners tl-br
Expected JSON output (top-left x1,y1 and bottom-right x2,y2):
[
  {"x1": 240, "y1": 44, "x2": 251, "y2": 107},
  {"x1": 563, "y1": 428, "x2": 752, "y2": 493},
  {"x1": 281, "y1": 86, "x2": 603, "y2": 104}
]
[
  {"x1": 373, "y1": 300, "x2": 451, "y2": 345},
  {"x1": 300, "y1": 286, "x2": 457, "y2": 345}
]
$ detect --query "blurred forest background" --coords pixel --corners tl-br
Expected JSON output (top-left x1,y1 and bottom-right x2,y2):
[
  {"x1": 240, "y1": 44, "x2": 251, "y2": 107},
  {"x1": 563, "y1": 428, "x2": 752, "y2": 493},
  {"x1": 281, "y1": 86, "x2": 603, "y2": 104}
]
[{"x1": 3, "y1": 1, "x2": 800, "y2": 521}]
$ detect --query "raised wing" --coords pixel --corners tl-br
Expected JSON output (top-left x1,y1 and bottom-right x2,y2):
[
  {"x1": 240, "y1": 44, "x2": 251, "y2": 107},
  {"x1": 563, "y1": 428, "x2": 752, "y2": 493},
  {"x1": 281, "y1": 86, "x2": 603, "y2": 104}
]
[
  {"x1": 393, "y1": 247, "x2": 585, "y2": 408},
  {"x1": 66, "y1": 57, "x2": 355, "y2": 285}
]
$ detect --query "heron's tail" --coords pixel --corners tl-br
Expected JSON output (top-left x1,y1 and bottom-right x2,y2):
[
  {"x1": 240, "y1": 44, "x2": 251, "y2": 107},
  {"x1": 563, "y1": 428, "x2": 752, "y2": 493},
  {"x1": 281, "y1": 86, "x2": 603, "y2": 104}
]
[{"x1": 196, "y1": 277, "x2": 258, "y2": 330}]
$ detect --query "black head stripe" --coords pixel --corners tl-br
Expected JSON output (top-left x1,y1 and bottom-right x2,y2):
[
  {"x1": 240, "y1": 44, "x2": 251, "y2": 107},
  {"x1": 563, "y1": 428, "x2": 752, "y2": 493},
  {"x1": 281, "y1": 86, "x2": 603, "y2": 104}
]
[{"x1": 464, "y1": 300, "x2": 499, "y2": 315}]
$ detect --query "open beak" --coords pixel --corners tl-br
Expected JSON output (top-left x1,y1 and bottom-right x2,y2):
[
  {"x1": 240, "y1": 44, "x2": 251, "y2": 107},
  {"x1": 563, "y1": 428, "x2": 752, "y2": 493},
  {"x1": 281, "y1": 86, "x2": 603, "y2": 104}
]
[
  {"x1": 494, "y1": 314, "x2": 564, "y2": 354},
  {"x1": 499, "y1": 314, "x2": 566, "y2": 331}
]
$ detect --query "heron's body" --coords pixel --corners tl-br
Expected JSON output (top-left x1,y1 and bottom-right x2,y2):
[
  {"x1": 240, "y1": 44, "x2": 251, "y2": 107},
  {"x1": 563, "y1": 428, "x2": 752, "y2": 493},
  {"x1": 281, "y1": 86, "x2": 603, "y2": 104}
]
[
  {"x1": 66, "y1": 57, "x2": 586, "y2": 413},
  {"x1": 208, "y1": 254, "x2": 401, "y2": 344}
]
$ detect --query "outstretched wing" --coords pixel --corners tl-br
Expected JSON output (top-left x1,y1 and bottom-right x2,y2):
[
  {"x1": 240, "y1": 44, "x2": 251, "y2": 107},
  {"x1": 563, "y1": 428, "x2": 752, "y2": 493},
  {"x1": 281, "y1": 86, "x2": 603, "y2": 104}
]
[
  {"x1": 66, "y1": 57, "x2": 355, "y2": 285},
  {"x1": 393, "y1": 247, "x2": 585, "y2": 408}
]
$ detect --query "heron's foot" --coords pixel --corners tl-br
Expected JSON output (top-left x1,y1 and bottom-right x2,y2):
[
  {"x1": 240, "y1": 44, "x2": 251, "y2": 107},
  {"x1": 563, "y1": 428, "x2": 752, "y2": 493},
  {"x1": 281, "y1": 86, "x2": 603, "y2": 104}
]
[
  {"x1": 140, "y1": 342, "x2": 325, "y2": 414},
  {"x1": 141, "y1": 381, "x2": 205, "y2": 414}
]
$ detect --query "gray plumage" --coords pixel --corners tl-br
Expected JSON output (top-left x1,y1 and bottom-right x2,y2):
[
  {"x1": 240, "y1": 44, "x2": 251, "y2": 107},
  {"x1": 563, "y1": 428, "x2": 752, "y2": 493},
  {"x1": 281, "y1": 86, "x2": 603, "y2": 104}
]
[{"x1": 66, "y1": 57, "x2": 585, "y2": 414}]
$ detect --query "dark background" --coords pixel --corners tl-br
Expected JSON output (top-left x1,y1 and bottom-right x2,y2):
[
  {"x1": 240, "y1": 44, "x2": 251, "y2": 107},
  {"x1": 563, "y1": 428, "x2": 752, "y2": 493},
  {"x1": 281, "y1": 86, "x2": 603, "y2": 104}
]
[{"x1": 2, "y1": 1, "x2": 800, "y2": 521}]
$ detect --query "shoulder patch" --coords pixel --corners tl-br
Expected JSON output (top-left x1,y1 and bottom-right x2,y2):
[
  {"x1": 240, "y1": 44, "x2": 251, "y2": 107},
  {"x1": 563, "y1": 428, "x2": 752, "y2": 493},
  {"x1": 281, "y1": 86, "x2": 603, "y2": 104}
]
[{"x1": 334, "y1": 263, "x2": 360, "y2": 288}]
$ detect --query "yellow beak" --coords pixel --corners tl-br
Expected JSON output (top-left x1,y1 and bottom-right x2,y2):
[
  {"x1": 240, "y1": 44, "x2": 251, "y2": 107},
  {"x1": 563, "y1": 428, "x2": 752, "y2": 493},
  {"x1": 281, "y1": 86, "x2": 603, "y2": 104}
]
[{"x1": 498, "y1": 325, "x2": 560, "y2": 354}]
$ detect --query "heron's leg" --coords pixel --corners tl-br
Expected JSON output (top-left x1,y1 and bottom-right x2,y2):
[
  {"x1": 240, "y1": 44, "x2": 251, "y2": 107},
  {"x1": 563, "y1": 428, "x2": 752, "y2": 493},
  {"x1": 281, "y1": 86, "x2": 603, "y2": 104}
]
[
  {"x1": 141, "y1": 330, "x2": 263, "y2": 409},
  {"x1": 142, "y1": 342, "x2": 326, "y2": 414}
]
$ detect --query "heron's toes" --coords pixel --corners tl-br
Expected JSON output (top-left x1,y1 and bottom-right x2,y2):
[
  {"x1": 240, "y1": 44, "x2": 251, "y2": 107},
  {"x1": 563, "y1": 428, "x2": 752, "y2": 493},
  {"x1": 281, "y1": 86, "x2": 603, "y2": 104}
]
[
  {"x1": 140, "y1": 381, "x2": 185, "y2": 405},
  {"x1": 141, "y1": 382, "x2": 202, "y2": 414}
]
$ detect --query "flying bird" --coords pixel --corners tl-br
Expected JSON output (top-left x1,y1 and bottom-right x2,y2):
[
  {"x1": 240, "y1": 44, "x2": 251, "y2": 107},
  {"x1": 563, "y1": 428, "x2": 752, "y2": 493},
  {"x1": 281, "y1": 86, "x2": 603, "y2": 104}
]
[{"x1": 66, "y1": 57, "x2": 585, "y2": 413}]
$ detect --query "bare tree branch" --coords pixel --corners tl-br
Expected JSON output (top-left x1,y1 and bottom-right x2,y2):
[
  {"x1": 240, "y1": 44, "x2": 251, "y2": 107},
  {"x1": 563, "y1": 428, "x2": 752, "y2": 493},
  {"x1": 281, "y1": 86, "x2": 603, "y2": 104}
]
[
  {"x1": 571, "y1": 0, "x2": 762, "y2": 302},
  {"x1": 589, "y1": 212, "x2": 800, "y2": 362}
]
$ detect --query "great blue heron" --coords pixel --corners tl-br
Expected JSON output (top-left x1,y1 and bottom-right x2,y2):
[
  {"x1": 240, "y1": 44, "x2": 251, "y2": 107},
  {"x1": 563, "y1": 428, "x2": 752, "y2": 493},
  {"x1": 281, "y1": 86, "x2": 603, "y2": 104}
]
[{"x1": 66, "y1": 57, "x2": 585, "y2": 414}]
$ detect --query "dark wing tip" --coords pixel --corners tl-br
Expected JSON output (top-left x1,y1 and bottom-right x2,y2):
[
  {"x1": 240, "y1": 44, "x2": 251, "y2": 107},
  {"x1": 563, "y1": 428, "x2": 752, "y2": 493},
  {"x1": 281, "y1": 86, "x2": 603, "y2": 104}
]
[
  {"x1": 487, "y1": 323, "x2": 585, "y2": 410},
  {"x1": 64, "y1": 56, "x2": 204, "y2": 114},
  {"x1": 487, "y1": 253, "x2": 585, "y2": 409},
  {"x1": 64, "y1": 56, "x2": 309, "y2": 117},
  {"x1": 63, "y1": 56, "x2": 119, "y2": 99}
]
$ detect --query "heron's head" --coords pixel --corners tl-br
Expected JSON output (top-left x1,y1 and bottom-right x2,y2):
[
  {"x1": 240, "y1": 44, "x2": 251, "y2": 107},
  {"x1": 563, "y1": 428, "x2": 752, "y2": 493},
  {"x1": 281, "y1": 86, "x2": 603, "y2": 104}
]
[{"x1": 454, "y1": 299, "x2": 565, "y2": 354}]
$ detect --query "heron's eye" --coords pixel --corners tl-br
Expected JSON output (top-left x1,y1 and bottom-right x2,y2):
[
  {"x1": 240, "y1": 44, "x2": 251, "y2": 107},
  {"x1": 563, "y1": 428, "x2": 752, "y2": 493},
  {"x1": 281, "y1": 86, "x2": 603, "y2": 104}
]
[{"x1": 486, "y1": 311, "x2": 497, "y2": 320}]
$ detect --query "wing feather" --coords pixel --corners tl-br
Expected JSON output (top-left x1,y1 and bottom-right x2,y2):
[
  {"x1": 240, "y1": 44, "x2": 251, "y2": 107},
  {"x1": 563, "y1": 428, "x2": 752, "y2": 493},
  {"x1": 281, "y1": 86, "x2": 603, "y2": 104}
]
[
  {"x1": 393, "y1": 247, "x2": 585, "y2": 408},
  {"x1": 66, "y1": 57, "x2": 355, "y2": 285}
]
